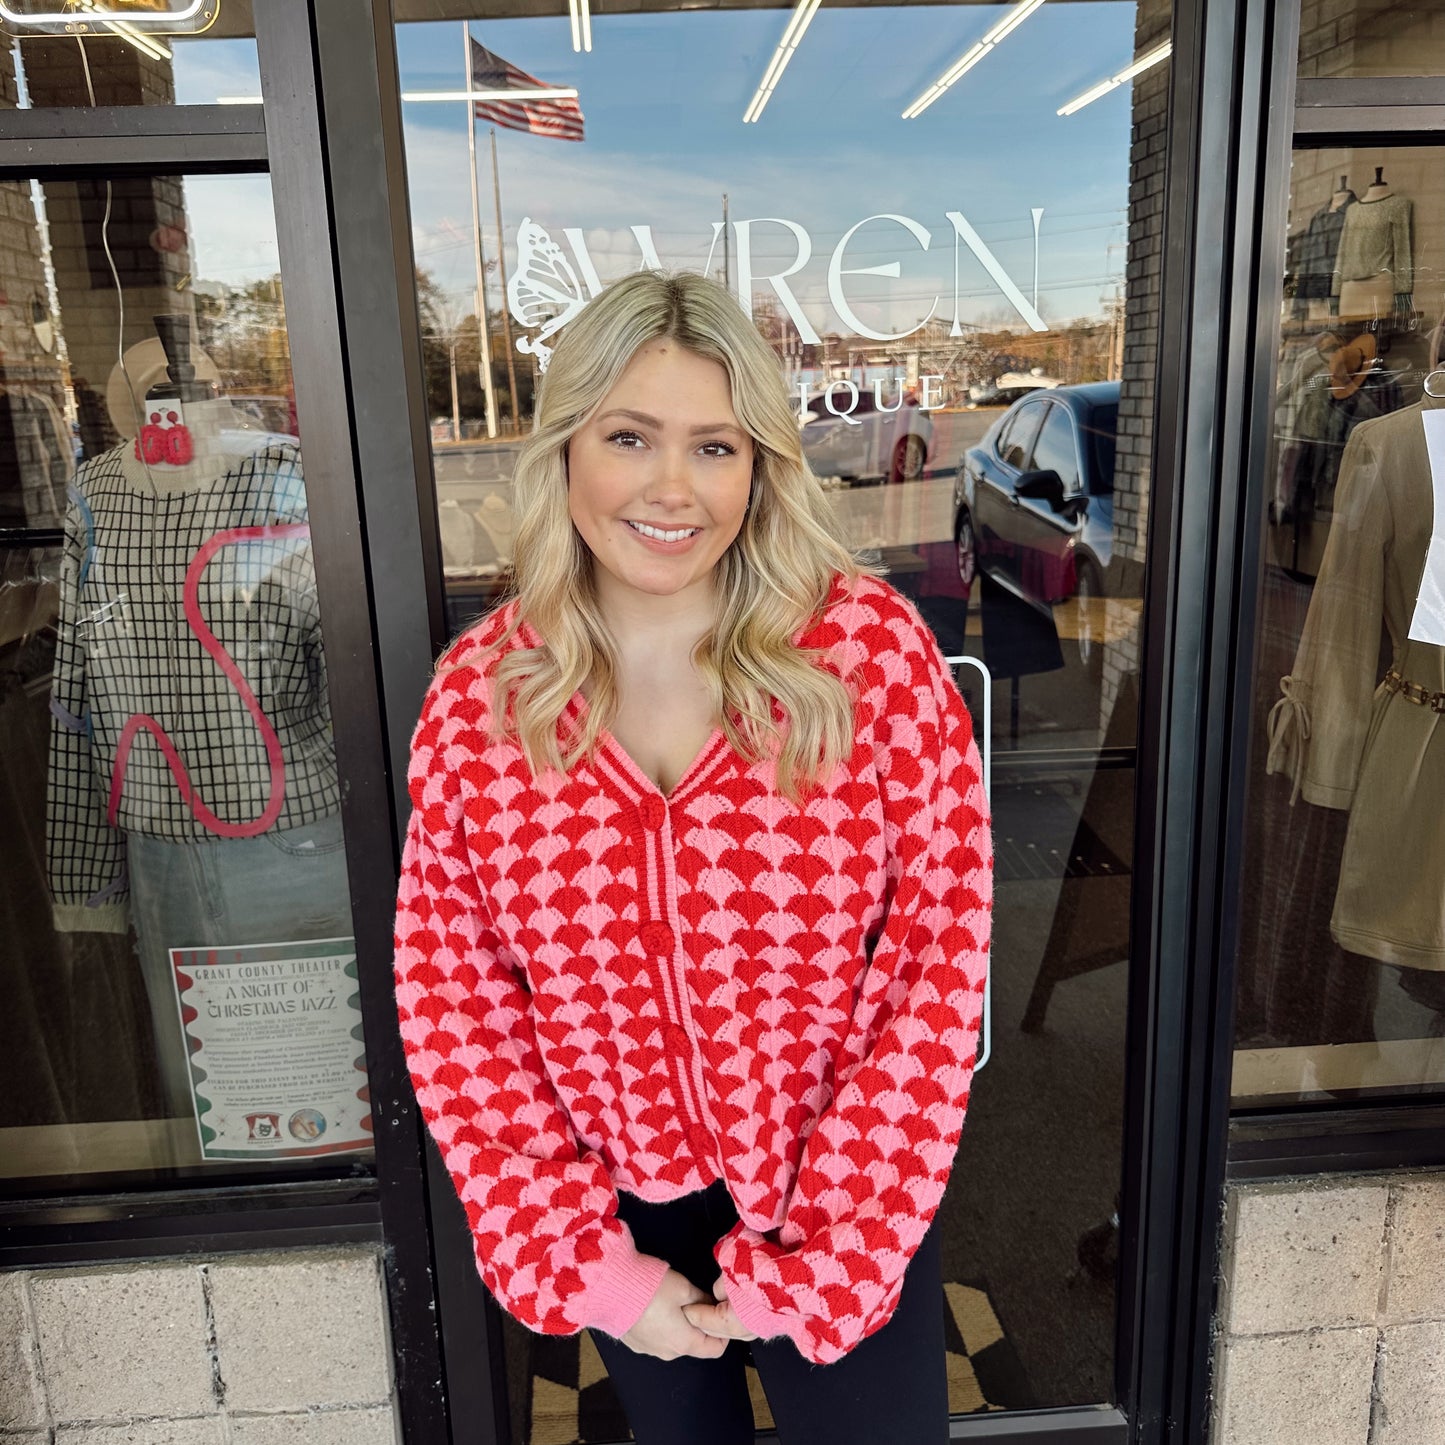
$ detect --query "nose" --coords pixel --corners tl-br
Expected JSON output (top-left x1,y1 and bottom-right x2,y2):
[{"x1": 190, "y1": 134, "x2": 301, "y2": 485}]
[{"x1": 645, "y1": 444, "x2": 698, "y2": 506}]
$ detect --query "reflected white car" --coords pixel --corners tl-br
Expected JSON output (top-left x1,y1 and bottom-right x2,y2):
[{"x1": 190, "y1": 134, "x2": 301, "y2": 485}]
[{"x1": 799, "y1": 389, "x2": 934, "y2": 485}]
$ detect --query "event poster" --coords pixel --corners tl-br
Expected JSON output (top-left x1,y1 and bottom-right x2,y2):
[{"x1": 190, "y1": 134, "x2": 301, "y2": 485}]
[{"x1": 170, "y1": 937, "x2": 371, "y2": 1161}]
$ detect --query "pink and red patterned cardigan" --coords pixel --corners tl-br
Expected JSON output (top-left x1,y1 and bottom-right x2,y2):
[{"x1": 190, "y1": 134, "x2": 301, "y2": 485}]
[{"x1": 393, "y1": 572, "x2": 993, "y2": 1365}]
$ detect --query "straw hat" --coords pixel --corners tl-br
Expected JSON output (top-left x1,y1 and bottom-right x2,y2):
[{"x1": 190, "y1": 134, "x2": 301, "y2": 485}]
[
  {"x1": 105, "y1": 336, "x2": 221, "y2": 439},
  {"x1": 1327, "y1": 330, "x2": 1378, "y2": 401}
]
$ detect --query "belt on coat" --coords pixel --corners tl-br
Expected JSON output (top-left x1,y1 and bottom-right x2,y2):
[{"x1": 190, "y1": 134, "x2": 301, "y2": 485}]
[{"x1": 1384, "y1": 668, "x2": 1445, "y2": 713}]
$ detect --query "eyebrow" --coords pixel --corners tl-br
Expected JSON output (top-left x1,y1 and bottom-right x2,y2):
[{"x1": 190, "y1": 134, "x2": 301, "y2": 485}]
[{"x1": 597, "y1": 408, "x2": 745, "y2": 438}]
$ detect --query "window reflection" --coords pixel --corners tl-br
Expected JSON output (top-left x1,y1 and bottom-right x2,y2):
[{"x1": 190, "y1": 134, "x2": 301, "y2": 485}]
[
  {"x1": 0, "y1": 170, "x2": 368, "y2": 1185},
  {"x1": 1298, "y1": 0, "x2": 1445, "y2": 80},
  {"x1": 399, "y1": 0, "x2": 1168, "y2": 1421},
  {"x1": 1236, "y1": 145, "x2": 1445, "y2": 1104}
]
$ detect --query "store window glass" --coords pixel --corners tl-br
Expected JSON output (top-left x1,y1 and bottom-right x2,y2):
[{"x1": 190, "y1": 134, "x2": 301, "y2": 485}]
[
  {"x1": 0, "y1": 169, "x2": 372, "y2": 1189},
  {"x1": 395, "y1": 0, "x2": 1168, "y2": 1428},
  {"x1": 1298, "y1": 0, "x2": 1445, "y2": 80},
  {"x1": 0, "y1": 5, "x2": 259, "y2": 108},
  {"x1": 1235, "y1": 143, "x2": 1445, "y2": 1105}
]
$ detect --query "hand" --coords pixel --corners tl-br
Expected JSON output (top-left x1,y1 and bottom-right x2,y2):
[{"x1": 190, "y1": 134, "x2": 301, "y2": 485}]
[
  {"x1": 681, "y1": 1276, "x2": 760, "y2": 1343},
  {"x1": 619, "y1": 1268, "x2": 731, "y2": 1360}
]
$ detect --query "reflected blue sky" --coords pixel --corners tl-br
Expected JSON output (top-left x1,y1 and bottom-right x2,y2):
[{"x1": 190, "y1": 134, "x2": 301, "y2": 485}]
[
  {"x1": 170, "y1": 4, "x2": 1149, "y2": 336},
  {"x1": 394, "y1": 4, "x2": 1142, "y2": 335}
]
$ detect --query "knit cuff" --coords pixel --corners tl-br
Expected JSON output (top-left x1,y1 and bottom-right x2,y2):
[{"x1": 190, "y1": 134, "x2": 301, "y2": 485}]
[
  {"x1": 583, "y1": 1228, "x2": 671, "y2": 1341},
  {"x1": 715, "y1": 1265, "x2": 810, "y2": 1355},
  {"x1": 52, "y1": 900, "x2": 130, "y2": 935}
]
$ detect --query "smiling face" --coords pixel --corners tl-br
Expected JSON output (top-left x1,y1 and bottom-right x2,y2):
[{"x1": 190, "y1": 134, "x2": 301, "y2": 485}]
[{"x1": 566, "y1": 337, "x2": 755, "y2": 618}]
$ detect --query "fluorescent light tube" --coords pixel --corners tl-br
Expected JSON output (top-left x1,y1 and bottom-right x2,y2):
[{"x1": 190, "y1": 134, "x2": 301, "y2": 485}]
[
  {"x1": 105, "y1": 19, "x2": 171, "y2": 61},
  {"x1": 743, "y1": 0, "x2": 822, "y2": 124},
  {"x1": 1057, "y1": 39, "x2": 1172, "y2": 115},
  {"x1": 400, "y1": 88, "x2": 580, "y2": 103},
  {"x1": 982, "y1": 0, "x2": 1045, "y2": 44},
  {"x1": 903, "y1": 0, "x2": 1047, "y2": 120},
  {"x1": 568, "y1": 0, "x2": 592, "y2": 53}
]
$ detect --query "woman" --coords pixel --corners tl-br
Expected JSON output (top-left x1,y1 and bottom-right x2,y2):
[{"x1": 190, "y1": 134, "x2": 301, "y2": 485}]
[{"x1": 393, "y1": 269, "x2": 992, "y2": 1444}]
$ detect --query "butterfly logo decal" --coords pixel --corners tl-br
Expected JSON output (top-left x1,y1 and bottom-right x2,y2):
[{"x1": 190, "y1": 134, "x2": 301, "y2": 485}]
[{"x1": 507, "y1": 218, "x2": 588, "y2": 372}]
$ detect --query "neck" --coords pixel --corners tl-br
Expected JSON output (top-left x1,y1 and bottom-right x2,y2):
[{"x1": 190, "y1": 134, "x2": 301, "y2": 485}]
[
  {"x1": 593, "y1": 568, "x2": 719, "y2": 657},
  {"x1": 1364, "y1": 184, "x2": 1392, "y2": 201}
]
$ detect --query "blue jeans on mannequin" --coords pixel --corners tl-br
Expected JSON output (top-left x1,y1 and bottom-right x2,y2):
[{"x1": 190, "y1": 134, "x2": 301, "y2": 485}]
[{"x1": 589, "y1": 1178, "x2": 950, "y2": 1445}]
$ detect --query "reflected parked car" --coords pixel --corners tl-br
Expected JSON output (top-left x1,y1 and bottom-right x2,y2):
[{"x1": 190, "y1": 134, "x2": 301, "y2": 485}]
[
  {"x1": 799, "y1": 386, "x2": 934, "y2": 485},
  {"x1": 953, "y1": 381, "x2": 1118, "y2": 670}
]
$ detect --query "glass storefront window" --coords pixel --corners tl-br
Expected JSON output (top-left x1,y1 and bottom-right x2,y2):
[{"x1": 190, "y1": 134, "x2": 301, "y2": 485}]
[
  {"x1": 1298, "y1": 0, "x2": 1445, "y2": 81},
  {"x1": 0, "y1": 169, "x2": 372, "y2": 1188},
  {"x1": 1, "y1": 8, "x2": 259, "y2": 108},
  {"x1": 395, "y1": 0, "x2": 1169, "y2": 1428},
  {"x1": 1235, "y1": 143, "x2": 1445, "y2": 1105}
]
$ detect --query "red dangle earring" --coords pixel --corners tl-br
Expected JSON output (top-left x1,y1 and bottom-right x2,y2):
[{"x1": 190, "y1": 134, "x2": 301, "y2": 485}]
[{"x1": 134, "y1": 409, "x2": 194, "y2": 467}]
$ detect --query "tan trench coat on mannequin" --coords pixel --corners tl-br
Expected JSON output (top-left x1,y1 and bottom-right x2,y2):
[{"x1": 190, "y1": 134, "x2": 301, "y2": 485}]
[{"x1": 1267, "y1": 391, "x2": 1445, "y2": 970}]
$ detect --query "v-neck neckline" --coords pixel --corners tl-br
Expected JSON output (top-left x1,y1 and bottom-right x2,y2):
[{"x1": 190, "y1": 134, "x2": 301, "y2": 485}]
[
  {"x1": 566, "y1": 685, "x2": 727, "y2": 801},
  {"x1": 507, "y1": 570, "x2": 847, "y2": 802}
]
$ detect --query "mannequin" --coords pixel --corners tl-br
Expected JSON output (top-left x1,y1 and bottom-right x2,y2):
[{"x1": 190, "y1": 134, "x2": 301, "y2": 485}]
[
  {"x1": 1361, "y1": 166, "x2": 1392, "y2": 203},
  {"x1": 1334, "y1": 167, "x2": 1414, "y2": 322},
  {"x1": 1266, "y1": 382, "x2": 1445, "y2": 969},
  {"x1": 1291, "y1": 175, "x2": 1355, "y2": 323},
  {"x1": 46, "y1": 315, "x2": 350, "y2": 1132}
]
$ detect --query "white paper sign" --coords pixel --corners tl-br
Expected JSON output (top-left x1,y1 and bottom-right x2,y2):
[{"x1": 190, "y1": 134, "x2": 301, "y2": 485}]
[
  {"x1": 170, "y1": 937, "x2": 371, "y2": 1161},
  {"x1": 1410, "y1": 409, "x2": 1445, "y2": 645}
]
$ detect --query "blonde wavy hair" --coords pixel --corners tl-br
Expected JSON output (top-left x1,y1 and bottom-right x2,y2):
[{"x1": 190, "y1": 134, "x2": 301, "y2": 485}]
[{"x1": 462, "y1": 268, "x2": 883, "y2": 804}]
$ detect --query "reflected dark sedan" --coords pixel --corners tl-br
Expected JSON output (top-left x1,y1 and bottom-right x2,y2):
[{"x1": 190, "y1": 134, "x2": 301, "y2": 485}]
[{"x1": 952, "y1": 381, "x2": 1119, "y2": 670}]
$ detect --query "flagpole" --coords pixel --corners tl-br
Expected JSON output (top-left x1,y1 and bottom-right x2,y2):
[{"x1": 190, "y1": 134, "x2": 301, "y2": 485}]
[
  {"x1": 490, "y1": 126, "x2": 522, "y2": 433},
  {"x1": 464, "y1": 24, "x2": 499, "y2": 441}
]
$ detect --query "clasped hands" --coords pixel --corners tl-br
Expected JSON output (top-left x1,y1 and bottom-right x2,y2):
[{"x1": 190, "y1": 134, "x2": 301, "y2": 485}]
[{"x1": 620, "y1": 1267, "x2": 760, "y2": 1360}]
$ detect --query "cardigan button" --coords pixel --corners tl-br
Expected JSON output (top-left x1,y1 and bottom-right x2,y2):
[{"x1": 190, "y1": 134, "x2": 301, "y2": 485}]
[
  {"x1": 663, "y1": 1023, "x2": 690, "y2": 1054},
  {"x1": 637, "y1": 796, "x2": 667, "y2": 829},
  {"x1": 640, "y1": 920, "x2": 674, "y2": 955},
  {"x1": 687, "y1": 1124, "x2": 714, "y2": 1159}
]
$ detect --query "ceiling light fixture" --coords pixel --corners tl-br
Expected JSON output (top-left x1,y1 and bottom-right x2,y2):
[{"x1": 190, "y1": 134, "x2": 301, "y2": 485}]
[
  {"x1": 0, "y1": 0, "x2": 202, "y2": 21},
  {"x1": 743, "y1": 0, "x2": 822, "y2": 124},
  {"x1": 1057, "y1": 39, "x2": 1172, "y2": 115},
  {"x1": 903, "y1": 0, "x2": 1046, "y2": 120},
  {"x1": 568, "y1": 0, "x2": 592, "y2": 53}
]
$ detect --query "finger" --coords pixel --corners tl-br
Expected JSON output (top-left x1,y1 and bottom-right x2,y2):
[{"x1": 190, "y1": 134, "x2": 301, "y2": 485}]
[{"x1": 682, "y1": 1304, "x2": 732, "y2": 1338}]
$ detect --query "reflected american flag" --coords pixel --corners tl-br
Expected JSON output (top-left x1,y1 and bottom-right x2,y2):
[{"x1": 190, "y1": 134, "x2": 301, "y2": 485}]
[{"x1": 470, "y1": 38, "x2": 585, "y2": 142}]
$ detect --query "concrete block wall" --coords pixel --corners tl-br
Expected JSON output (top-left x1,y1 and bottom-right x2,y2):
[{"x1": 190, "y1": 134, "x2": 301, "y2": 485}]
[
  {"x1": 1211, "y1": 1171, "x2": 1445, "y2": 1445},
  {"x1": 0, "y1": 1247, "x2": 399, "y2": 1445}
]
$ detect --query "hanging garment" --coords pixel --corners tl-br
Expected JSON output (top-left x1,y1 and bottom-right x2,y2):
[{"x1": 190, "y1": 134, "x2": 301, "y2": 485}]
[
  {"x1": 1267, "y1": 394, "x2": 1445, "y2": 968},
  {"x1": 1292, "y1": 199, "x2": 1352, "y2": 301},
  {"x1": 1332, "y1": 193, "x2": 1414, "y2": 303},
  {"x1": 46, "y1": 439, "x2": 339, "y2": 934}
]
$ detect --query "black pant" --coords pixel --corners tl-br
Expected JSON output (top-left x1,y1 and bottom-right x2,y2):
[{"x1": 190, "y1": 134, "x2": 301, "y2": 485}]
[{"x1": 589, "y1": 1179, "x2": 949, "y2": 1445}]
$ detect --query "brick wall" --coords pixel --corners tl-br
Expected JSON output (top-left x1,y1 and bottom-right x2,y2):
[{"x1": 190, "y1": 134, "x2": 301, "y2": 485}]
[{"x1": 1099, "y1": 0, "x2": 1171, "y2": 738}]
